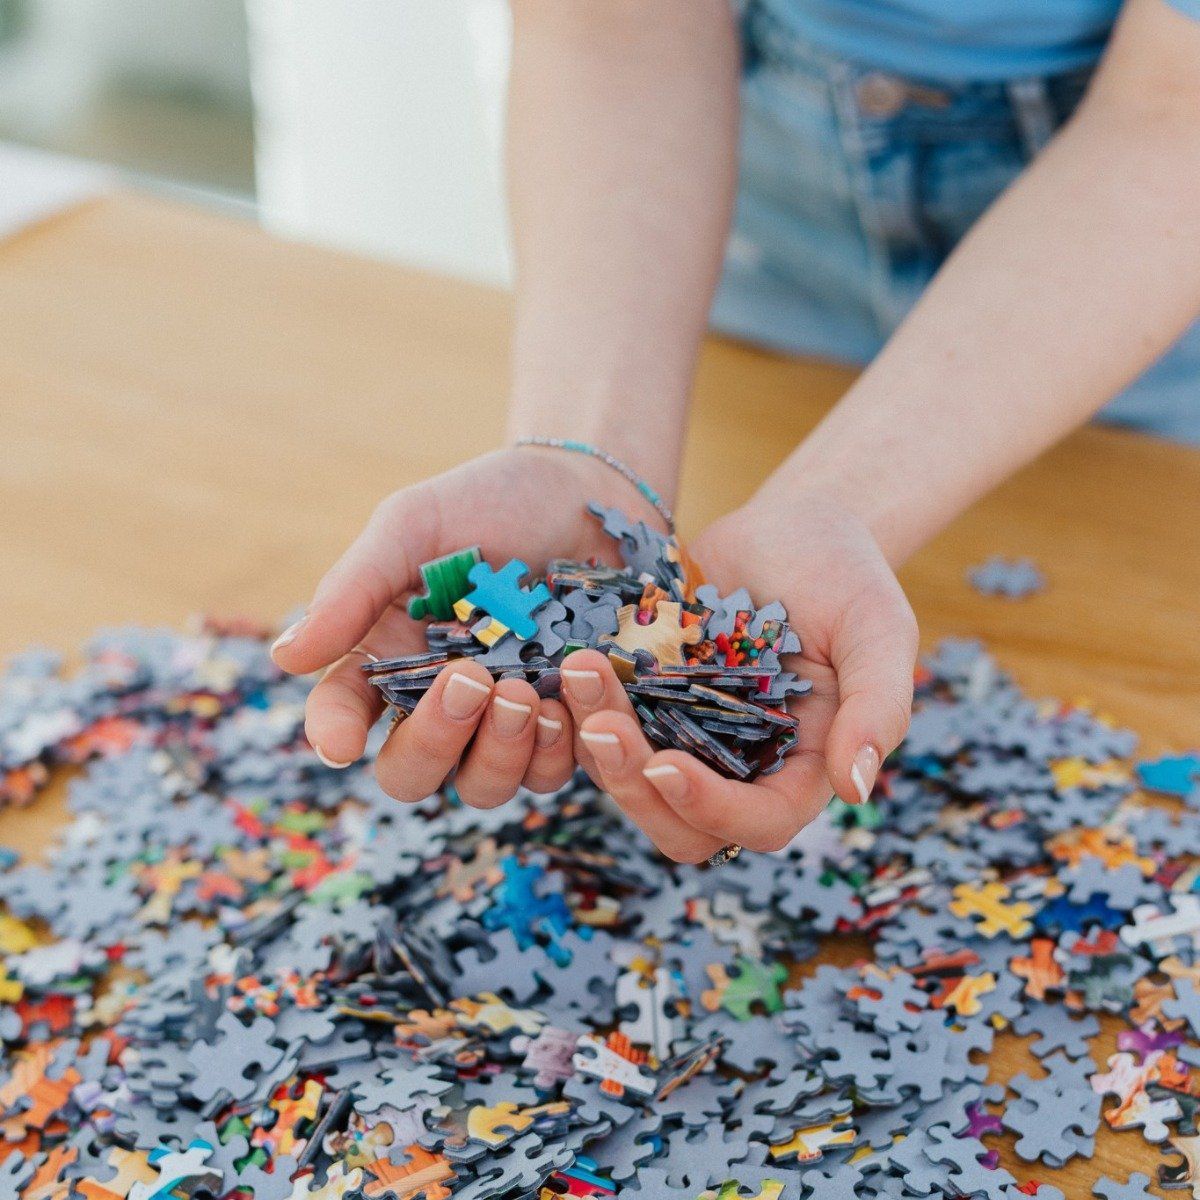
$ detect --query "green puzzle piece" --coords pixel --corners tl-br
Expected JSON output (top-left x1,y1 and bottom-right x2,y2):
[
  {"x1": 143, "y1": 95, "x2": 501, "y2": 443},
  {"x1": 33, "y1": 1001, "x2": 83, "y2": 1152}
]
[
  {"x1": 715, "y1": 957, "x2": 789, "y2": 1021},
  {"x1": 407, "y1": 546, "x2": 482, "y2": 621}
]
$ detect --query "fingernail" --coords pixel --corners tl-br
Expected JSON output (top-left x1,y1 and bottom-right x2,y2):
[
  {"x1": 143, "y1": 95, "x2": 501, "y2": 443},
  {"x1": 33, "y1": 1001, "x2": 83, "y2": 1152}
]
[
  {"x1": 492, "y1": 695, "x2": 532, "y2": 737},
  {"x1": 643, "y1": 763, "x2": 686, "y2": 802},
  {"x1": 271, "y1": 616, "x2": 307, "y2": 657},
  {"x1": 443, "y1": 672, "x2": 492, "y2": 719},
  {"x1": 562, "y1": 668, "x2": 603, "y2": 706},
  {"x1": 535, "y1": 715, "x2": 562, "y2": 748},
  {"x1": 580, "y1": 728, "x2": 623, "y2": 768},
  {"x1": 850, "y1": 745, "x2": 880, "y2": 805},
  {"x1": 314, "y1": 744, "x2": 353, "y2": 770}
]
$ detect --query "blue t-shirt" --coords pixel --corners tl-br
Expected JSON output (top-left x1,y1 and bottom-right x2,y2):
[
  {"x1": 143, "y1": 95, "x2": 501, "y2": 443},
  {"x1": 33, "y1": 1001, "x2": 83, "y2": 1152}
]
[{"x1": 761, "y1": 0, "x2": 1200, "y2": 82}]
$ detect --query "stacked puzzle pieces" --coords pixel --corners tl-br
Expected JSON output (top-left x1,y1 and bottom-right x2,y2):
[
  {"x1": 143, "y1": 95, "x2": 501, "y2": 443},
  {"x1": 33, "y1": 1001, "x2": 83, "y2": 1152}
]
[
  {"x1": 364, "y1": 503, "x2": 810, "y2": 781},
  {"x1": 0, "y1": 620, "x2": 1200, "y2": 1199}
]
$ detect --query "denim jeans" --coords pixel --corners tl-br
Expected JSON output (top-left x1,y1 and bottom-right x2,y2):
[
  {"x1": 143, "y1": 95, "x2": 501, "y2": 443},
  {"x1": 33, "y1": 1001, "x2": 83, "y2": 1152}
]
[{"x1": 710, "y1": 6, "x2": 1200, "y2": 444}]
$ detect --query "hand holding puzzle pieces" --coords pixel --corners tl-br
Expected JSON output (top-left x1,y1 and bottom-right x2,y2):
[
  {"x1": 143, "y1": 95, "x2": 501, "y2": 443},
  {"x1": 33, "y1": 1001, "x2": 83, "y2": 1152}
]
[
  {"x1": 364, "y1": 503, "x2": 811, "y2": 781},
  {"x1": 2, "y1": 603, "x2": 1200, "y2": 1195}
]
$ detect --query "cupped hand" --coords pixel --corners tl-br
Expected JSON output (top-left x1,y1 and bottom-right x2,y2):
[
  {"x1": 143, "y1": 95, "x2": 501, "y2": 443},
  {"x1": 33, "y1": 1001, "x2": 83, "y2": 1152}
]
[
  {"x1": 271, "y1": 447, "x2": 637, "y2": 803},
  {"x1": 558, "y1": 494, "x2": 918, "y2": 861}
]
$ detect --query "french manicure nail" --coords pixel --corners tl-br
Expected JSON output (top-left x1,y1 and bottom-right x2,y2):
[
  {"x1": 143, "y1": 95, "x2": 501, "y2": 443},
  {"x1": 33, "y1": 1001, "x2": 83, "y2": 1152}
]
[
  {"x1": 535, "y1": 715, "x2": 562, "y2": 748},
  {"x1": 850, "y1": 744, "x2": 880, "y2": 805},
  {"x1": 580, "y1": 728, "x2": 623, "y2": 768},
  {"x1": 271, "y1": 616, "x2": 307, "y2": 656},
  {"x1": 443, "y1": 672, "x2": 491, "y2": 719},
  {"x1": 314, "y1": 744, "x2": 353, "y2": 770},
  {"x1": 643, "y1": 763, "x2": 687, "y2": 801},
  {"x1": 492, "y1": 695, "x2": 532, "y2": 737},
  {"x1": 561, "y1": 668, "x2": 604, "y2": 706}
]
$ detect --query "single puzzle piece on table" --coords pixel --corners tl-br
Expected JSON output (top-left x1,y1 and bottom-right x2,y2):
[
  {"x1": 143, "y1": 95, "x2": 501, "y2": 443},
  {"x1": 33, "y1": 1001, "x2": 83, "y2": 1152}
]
[
  {"x1": 454, "y1": 560, "x2": 551, "y2": 641},
  {"x1": 938, "y1": 971, "x2": 998, "y2": 1019},
  {"x1": 452, "y1": 992, "x2": 545, "y2": 1038},
  {"x1": 1092, "y1": 1174, "x2": 1155, "y2": 1200},
  {"x1": 922, "y1": 1125, "x2": 1017, "y2": 1198},
  {"x1": 363, "y1": 1144, "x2": 456, "y2": 1200},
  {"x1": 463, "y1": 1099, "x2": 571, "y2": 1149},
  {"x1": 572, "y1": 1032, "x2": 656, "y2": 1099},
  {"x1": 435, "y1": 836, "x2": 509, "y2": 904},
  {"x1": 703, "y1": 1177, "x2": 791, "y2": 1200},
  {"x1": 1064, "y1": 855, "x2": 1160, "y2": 911},
  {"x1": 787, "y1": 1164, "x2": 860, "y2": 1200},
  {"x1": 291, "y1": 1161, "x2": 366, "y2": 1200},
  {"x1": 77, "y1": 1149, "x2": 157, "y2": 1200},
  {"x1": 580, "y1": 1109, "x2": 662, "y2": 1182},
  {"x1": 21, "y1": 1146, "x2": 78, "y2": 1200},
  {"x1": 481, "y1": 855, "x2": 578, "y2": 964},
  {"x1": 949, "y1": 881, "x2": 1035, "y2": 939},
  {"x1": 766, "y1": 1116, "x2": 856, "y2": 1167},
  {"x1": 187, "y1": 1010, "x2": 285, "y2": 1102},
  {"x1": 1136, "y1": 753, "x2": 1200, "y2": 798},
  {"x1": 408, "y1": 547, "x2": 482, "y2": 621},
  {"x1": 1091, "y1": 1051, "x2": 1182, "y2": 1143},
  {"x1": 846, "y1": 966, "x2": 929, "y2": 1033},
  {"x1": 1159, "y1": 1134, "x2": 1200, "y2": 1196},
  {"x1": 1003, "y1": 1052, "x2": 1100, "y2": 1167},
  {"x1": 1121, "y1": 895, "x2": 1200, "y2": 960},
  {"x1": 968, "y1": 556, "x2": 1046, "y2": 598},
  {"x1": 663, "y1": 1116, "x2": 774, "y2": 1188},
  {"x1": 1162, "y1": 979, "x2": 1200, "y2": 1049},
  {"x1": 1012, "y1": 1004, "x2": 1099, "y2": 1059},
  {"x1": 128, "y1": 1140, "x2": 222, "y2": 1200},
  {"x1": 615, "y1": 966, "x2": 681, "y2": 1060},
  {"x1": 610, "y1": 601, "x2": 702, "y2": 668},
  {"x1": 700, "y1": 958, "x2": 788, "y2": 1021},
  {"x1": 510, "y1": 1025, "x2": 578, "y2": 1091},
  {"x1": 0, "y1": 1153, "x2": 36, "y2": 1198}
]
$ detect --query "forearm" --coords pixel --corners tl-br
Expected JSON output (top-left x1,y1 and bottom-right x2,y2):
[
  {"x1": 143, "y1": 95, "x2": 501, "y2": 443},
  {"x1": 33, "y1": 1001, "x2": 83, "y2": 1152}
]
[
  {"x1": 505, "y1": 0, "x2": 740, "y2": 499},
  {"x1": 760, "y1": 0, "x2": 1200, "y2": 564}
]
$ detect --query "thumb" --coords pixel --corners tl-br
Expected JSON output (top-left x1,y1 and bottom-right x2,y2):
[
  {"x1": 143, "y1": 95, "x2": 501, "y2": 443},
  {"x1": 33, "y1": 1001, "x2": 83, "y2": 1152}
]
[
  {"x1": 824, "y1": 590, "x2": 918, "y2": 807},
  {"x1": 271, "y1": 483, "x2": 442, "y2": 675}
]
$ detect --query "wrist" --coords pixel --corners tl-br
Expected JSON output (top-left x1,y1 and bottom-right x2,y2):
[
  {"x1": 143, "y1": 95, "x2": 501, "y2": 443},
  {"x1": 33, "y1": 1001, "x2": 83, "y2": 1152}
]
[
  {"x1": 749, "y1": 467, "x2": 909, "y2": 566},
  {"x1": 505, "y1": 441, "x2": 673, "y2": 535},
  {"x1": 506, "y1": 380, "x2": 687, "y2": 506}
]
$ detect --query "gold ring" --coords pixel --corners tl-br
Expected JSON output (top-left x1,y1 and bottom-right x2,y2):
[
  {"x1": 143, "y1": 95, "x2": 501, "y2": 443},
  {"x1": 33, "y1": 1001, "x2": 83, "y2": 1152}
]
[{"x1": 708, "y1": 843, "x2": 742, "y2": 867}]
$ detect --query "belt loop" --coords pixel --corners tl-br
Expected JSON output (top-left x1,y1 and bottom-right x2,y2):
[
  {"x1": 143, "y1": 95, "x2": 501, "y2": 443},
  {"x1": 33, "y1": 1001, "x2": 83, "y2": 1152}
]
[{"x1": 1006, "y1": 77, "x2": 1057, "y2": 158}]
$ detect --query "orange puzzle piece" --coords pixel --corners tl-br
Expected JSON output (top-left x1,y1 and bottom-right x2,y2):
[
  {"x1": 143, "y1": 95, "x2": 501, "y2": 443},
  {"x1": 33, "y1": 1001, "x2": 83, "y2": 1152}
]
[
  {"x1": 363, "y1": 1145, "x2": 456, "y2": 1200},
  {"x1": 611, "y1": 602, "x2": 703, "y2": 668},
  {"x1": 1011, "y1": 937, "x2": 1066, "y2": 1001}
]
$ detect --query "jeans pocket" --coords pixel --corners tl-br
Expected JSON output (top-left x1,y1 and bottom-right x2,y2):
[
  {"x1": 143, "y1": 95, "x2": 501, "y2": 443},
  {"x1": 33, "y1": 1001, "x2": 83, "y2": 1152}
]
[{"x1": 919, "y1": 135, "x2": 1027, "y2": 249}]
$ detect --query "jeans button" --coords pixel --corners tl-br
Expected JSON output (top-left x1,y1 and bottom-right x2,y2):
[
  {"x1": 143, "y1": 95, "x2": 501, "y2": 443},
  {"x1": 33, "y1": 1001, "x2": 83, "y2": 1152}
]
[{"x1": 857, "y1": 72, "x2": 907, "y2": 118}]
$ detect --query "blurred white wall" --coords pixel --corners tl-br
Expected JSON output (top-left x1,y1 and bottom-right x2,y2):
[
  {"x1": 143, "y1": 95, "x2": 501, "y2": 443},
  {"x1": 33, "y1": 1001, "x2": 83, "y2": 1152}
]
[
  {"x1": 246, "y1": 0, "x2": 513, "y2": 287},
  {"x1": 0, "y1": 0, "x2": 250, "y2": 138}
]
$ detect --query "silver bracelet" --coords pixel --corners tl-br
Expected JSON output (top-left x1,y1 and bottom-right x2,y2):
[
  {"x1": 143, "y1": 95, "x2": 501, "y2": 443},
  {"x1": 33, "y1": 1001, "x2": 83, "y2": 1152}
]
[{"x1": 514, "y1": 436, "x2": 676, "y2": 535}]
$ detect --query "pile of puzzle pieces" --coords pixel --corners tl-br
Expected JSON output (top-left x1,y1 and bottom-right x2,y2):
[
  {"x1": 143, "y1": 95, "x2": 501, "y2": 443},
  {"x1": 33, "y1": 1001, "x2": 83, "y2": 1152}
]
[
  {"x1": 364, "y1": 503, "x2": 809, "y2": 781},
  {"x1": 1, "y1": 619, "x2": 1200, "y2": 1198}
]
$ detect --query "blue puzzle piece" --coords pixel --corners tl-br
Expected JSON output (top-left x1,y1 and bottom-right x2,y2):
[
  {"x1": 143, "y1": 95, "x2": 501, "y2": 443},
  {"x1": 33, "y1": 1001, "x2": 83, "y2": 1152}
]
[
  {"x1": 483, "y1": 855, "x2": 580, "y2": 965},
  {"x1": 461, "y1": 559, "x2": 551, "y2": 640},
  {"x1": 1136, "y1": 754, "x2": 1200, "y2": 798},
  {"x1": 1035, "y1": 893, "x2": 1124, "y2": 935}
]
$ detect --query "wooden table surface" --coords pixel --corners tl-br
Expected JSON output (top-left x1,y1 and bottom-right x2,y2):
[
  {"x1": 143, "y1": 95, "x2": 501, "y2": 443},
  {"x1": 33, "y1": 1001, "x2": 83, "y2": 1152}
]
[{"x1": 2, "y1": 192, "x2": 1199, "y2": 1191}]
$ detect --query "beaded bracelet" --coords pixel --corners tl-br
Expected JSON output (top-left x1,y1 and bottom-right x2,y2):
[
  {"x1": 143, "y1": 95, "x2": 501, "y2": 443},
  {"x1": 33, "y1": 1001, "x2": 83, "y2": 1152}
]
[{"x1": 514, "y1": 436, "x2": 676, "y2": 535}]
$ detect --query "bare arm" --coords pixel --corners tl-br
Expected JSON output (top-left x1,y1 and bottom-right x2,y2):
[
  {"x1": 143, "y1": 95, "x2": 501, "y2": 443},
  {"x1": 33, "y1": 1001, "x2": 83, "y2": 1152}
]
[
  {"x1": 759, "y1": 0, "x2": 1200, "y2": 564},
  {"x1": 505, "y1": 0, "x2": 740, "y2": 501}
]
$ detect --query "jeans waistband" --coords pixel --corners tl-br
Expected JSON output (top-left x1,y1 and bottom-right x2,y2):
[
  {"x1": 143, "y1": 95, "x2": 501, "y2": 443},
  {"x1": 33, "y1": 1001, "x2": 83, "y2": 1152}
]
[{"x1": 741, "y1": 3, "x2": 1092, "y2": 149}]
